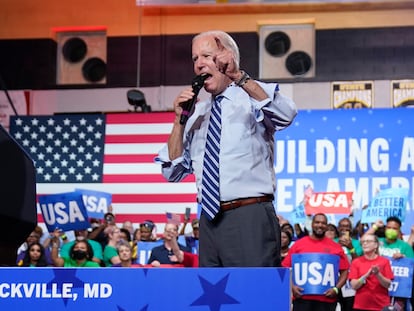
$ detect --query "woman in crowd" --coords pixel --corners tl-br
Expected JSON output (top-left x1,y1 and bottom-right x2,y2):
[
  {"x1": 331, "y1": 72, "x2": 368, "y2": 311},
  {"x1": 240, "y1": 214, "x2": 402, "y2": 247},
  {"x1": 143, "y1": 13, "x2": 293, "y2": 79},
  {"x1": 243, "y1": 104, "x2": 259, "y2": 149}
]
[
  {"x1": 18, "y1": 242, "x2": 50, "y2": 267},
  {"x1": 103, "y1": 225, "x2": 122, "y2": 267},
  {"x1": 280, "y1": 230, "x2": 292, "y2": 261},
  {"x1": 112, "y1": 242, "x2": 141, "y2": 267},
  {"x1": 131, "y1": 228, "x2": 141, "y2": 260},
  {"x1": 51, "y1": 239, "x2": 100, "y2": 267},
  {"x1": 348, "y1": 234, "x2": 394, "y2": 311},
  {"x1": 325, "y1": 223, "x2": 339, "y2": 239}
]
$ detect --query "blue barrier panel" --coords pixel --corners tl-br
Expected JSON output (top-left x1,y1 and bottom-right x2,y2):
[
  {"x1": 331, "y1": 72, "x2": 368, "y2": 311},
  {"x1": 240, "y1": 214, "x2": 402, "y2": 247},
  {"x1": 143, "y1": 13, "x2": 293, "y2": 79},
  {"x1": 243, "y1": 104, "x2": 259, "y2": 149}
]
[{"x1": 0, "y1": 267, "x2": 290, "y2": 310}]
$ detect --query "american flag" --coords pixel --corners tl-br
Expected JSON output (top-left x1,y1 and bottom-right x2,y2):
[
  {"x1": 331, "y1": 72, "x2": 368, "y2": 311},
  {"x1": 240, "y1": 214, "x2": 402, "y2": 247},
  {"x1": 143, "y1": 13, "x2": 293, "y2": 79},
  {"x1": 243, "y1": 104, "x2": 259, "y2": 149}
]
[
  {"x1": 166, "y1": 212, "x2": 182, "y2": 225},
  {"x1": 9, "y1": 113, "x2": 198, "y2": 232}
]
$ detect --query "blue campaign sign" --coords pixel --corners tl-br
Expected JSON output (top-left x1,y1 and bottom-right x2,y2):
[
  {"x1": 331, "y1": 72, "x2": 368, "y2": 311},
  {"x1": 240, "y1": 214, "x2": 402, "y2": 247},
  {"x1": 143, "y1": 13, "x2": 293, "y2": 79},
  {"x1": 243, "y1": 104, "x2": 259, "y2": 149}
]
[
  {"x1": 389, "y1": 257, "x2": 414, "y2": 298},
  {"x1": 75, "y1": 188, "x2": 112, "y2": 219},
  {"x1": 292, "y1": 253, "x2": 339, "y2": 295},
  {"x1": 38, "y1": 192, "x2": 90, "y2": 232},
  {"x1": 361, "y1": 187, "x2": 408, "y2": 224},
  {"x1": 289, "y1": 203, "x2": 307, "y2": 224},
  {"x1": 274, "y1": 108, "x2": 414, "y2": 234},
  {"x1": 0, "y1": 267, "x2": 290, "y2": 310}
]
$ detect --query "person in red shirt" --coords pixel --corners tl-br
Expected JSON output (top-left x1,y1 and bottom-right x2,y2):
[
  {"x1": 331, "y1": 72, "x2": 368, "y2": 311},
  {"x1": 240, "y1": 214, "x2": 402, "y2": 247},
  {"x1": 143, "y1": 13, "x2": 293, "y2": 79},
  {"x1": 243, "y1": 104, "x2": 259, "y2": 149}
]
[
  {"x1": 282, "y1": 213, "x2": 349, "y2": 311},
  {"x1": 348, "y1": 234, "x2": 394, "y2": 311}
]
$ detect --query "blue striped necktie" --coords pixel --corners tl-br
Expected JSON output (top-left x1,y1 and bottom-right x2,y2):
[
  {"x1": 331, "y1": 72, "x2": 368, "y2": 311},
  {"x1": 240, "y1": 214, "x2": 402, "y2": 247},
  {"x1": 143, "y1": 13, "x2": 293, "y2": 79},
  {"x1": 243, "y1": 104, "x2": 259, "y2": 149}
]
[{"x1": 201, "y1": 96, "x2": 223, "y2": 220}]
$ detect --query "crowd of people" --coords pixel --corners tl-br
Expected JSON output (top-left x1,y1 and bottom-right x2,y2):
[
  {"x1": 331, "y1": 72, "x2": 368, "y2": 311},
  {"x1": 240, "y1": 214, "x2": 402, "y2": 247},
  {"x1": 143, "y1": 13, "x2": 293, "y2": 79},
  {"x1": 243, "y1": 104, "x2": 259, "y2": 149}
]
[
  {"x1": 16, "y1": 212, "x2": 199, "y2": 269},
  {"x1": 279, "y1": 214, "x2": 414, "y2": 311},
  {"x1": 15, "y1": 210, "x2": 414, "y2": 310}
]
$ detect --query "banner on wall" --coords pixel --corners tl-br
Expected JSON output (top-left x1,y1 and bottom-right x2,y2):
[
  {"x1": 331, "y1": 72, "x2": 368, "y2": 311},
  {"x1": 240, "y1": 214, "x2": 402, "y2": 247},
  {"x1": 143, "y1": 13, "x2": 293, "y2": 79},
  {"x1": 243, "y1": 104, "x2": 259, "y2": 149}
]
[
  {"x1": 331, "y1": 81, "x2": 373, "y2": 109},
  {"x1": 274, "y1": 108, "x2": 414, "y2": 233},
  {"x1": 392, "y1": 80, "x2": 414, "y2": 108}
]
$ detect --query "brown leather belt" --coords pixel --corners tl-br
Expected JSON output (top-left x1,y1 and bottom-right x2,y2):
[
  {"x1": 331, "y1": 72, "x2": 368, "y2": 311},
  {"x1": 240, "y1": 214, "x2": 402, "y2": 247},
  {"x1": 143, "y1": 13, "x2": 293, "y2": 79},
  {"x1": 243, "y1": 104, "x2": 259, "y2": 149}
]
[{"x1": 220, "y1": 195, "x2": 274, "y2": 212}]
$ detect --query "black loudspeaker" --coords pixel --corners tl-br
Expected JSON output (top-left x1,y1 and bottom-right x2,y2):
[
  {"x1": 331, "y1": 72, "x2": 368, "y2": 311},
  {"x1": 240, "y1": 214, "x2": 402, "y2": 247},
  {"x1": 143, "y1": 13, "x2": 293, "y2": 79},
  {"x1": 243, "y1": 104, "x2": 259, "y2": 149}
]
[
  {"x1": 0, "y1": 125, "x2": 37, "y2": 266},
  {"x1": 258, "y1": 20, "x2": 315, "y2": 80},
  {"x1": 55, "y1": 27, "x2": 107, "y2": 85}
]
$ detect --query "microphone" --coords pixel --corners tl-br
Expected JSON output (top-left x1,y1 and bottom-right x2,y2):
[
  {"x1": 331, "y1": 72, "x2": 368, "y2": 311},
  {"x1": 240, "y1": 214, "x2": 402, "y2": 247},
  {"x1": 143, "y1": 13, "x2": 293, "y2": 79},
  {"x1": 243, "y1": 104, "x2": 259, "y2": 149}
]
[{"x1": 179, "y1": 73, "x2": 210, "y2": 125}]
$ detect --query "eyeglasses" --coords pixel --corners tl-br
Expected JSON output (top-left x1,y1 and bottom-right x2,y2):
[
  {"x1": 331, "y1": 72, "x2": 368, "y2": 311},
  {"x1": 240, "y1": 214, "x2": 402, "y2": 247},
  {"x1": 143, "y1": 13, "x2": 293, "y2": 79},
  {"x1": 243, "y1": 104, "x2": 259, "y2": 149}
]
[{"x1": 360, "y1": 240, "x2": 376, "y2": 244}]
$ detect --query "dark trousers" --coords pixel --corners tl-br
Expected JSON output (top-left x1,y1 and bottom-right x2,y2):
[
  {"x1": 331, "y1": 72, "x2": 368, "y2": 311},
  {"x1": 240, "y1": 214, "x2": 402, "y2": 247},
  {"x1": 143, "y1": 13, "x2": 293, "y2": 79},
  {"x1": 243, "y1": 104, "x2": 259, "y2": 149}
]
[
  {"x1": 198, "y1": 201, "x2": 281, "y2": 267},
  {"x1": 338, "y1": 291, "x2": 354, "y2": 311},
  {"x1": 293, "y1": 299, "x2": 337, "y2": 311}
]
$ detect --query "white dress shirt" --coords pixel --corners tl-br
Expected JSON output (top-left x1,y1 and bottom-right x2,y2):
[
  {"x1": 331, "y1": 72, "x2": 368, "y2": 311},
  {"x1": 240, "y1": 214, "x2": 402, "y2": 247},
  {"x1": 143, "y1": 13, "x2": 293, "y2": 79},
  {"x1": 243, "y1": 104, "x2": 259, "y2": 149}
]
[{"x1": 156, "y1": 81, "x2": 297, "y2": 202}]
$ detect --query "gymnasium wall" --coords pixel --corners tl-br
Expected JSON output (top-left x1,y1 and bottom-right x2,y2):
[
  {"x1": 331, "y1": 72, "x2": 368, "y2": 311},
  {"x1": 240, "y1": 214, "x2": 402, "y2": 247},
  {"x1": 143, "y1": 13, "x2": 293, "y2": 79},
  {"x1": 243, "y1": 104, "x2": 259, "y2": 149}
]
[{"x1": 1, "y1": 0, "x2": 414, "y2": 112}]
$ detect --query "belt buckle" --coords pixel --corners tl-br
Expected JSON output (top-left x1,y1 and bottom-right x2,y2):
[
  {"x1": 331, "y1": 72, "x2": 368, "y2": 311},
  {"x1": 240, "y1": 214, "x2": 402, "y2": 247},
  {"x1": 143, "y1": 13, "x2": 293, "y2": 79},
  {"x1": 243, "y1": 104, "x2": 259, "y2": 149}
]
[
  {"x1": 221, "y1": 199, "x2": 237, "y2": 211},
  {"x1": 230, "y1": 199, "x2": 243, "y2": 209},
  {"x1": 229, "y1": 200, "x2": 239, "y2": 209}
]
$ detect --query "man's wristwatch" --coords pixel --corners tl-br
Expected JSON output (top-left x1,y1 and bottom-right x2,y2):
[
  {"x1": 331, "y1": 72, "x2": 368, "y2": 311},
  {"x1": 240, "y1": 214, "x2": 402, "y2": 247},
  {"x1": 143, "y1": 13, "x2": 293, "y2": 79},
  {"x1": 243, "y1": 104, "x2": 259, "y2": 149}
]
[{"x1": 235, "y1": 70, "x2": 250, "y2": 87}]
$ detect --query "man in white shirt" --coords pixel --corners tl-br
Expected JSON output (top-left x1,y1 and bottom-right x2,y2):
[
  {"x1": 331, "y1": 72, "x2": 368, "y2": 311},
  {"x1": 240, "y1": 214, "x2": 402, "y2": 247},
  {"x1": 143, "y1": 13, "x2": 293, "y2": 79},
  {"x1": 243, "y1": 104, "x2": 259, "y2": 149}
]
[{"x1": 157, "y1": 30, "x2": 297, "y2": 267}]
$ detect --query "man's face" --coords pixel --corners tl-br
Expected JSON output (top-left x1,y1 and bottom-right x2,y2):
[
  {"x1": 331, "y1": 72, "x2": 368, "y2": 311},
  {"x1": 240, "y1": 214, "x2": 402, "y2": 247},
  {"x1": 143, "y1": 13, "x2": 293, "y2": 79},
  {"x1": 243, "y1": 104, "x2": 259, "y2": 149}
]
[
  {"x1": 312, "y1": 215, "x2": 328, "y2": 239},
  {"x1": 163, "y1": 224, "x2": 178, "y2": 241},
  {"x1": 105, "y1": 214, "x2": 115, "y2": 225},
  {"x1": 27, "y1": 232, "x2": 40, "y2": 244},
  {"x1": 192, "y1": 35, "x2": 231, "y2": 96},
  {"x1": 338, "y1": 220, "x2": 352, "y2": 233},
  {"x1": 75, "y1": 230, "x2": 88, "y2": 240},
  {"x1": 386, "y1": 220, "x2": 400, "y2": 232},
  {"x1": 123, "y1": 221, "x2": 134, "y2": 234},
  {"x1": 385, "y1": 220, "x2": 401, "y2": 241},
  {"x1": 140, "y1": 229, "x2": 152, "y2": 241}
]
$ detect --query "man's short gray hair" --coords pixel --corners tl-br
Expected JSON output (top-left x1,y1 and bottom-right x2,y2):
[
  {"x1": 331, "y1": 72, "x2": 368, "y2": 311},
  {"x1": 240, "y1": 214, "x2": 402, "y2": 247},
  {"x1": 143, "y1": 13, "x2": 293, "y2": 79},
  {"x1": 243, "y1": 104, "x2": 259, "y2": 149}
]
[{"x1": 193, "y1": 30, "x2": 240, "y2": 69}]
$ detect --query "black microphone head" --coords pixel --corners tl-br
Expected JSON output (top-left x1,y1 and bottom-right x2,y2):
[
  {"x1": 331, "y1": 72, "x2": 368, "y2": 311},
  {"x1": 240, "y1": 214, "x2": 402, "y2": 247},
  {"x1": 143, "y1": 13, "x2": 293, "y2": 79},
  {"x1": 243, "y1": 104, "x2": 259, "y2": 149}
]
[{"x1": 192, "y1": 73, "x2": 210, "y2": 92}]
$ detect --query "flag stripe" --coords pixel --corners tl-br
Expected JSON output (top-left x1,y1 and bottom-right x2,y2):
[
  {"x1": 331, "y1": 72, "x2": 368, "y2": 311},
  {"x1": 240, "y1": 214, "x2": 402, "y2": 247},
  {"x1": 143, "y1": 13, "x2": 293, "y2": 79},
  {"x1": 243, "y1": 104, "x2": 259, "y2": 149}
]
[
  {"x1": 37, "y1": 213, "x2": 197, "y2": 224},
  {"x1": 103, "y1": 154, "x2": 157, "y2": 163},
  {"x1": 105, "y1": 134, "x2": 170, "y2": 143},
  {"x1": 102, "y1": 174, "x2": 195, "y2": 183},
  {"x1": 106, "y1": 113, "x2": 174, "y2": 124},
  {"x1": 104, "y1": 143, "x2": 165, "y2": 154},
  {"x1": 103, "y1": 163, "x2": 161, "y2": 175},
  {"x1": 37, "y1": 193, "x2": 197, "y2": 202},
  {"x1": 36, "y1": 182, "x2": 196, "y2": 193}
]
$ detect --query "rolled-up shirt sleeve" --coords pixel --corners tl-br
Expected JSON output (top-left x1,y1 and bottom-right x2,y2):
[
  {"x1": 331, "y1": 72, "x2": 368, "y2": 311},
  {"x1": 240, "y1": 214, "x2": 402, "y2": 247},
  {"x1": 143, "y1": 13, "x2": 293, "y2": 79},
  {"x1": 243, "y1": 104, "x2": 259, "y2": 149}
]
[
  {"x1": 253, "y1": 82, "x2": 297, "y2": 131},
  {"x1": 154, "y1": 144, "x2": 193, "y2": 182}
]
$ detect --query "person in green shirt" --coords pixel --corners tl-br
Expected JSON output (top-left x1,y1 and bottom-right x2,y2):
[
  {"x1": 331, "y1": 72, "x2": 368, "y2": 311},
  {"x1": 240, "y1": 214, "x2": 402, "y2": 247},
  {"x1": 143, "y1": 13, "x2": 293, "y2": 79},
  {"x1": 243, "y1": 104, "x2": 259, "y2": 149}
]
[
  {"x1": 60, "y1": 229, "x2": 103, "y2": 266},
  {"x1": 368, "y1": 217, "x2": 414, "y2": 259},
  {"x1": 51, "y1": 239, "x2": 100, "y2": 268},
  {"x1": 367, "y1": 216, "x2": 414, "y2": 311},
  {"x1": 335, "y1": 217, "x2": 363, "y2": 259},
  {"x1": 103, "y1": 225, "x2": 122, "y2": 267}
]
